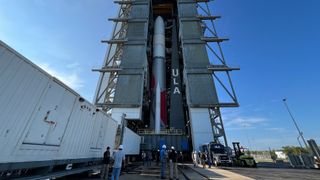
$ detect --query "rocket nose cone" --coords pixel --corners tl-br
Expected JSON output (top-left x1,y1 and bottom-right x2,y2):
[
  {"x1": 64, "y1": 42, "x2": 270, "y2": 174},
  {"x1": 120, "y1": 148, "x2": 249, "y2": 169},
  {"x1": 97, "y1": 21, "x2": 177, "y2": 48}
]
[
  {"x1": 155, "y1": 16, "x2": 165, "y2": 34},
  {"x1": 155, "y1": 16, "x2": 164, "y2": 23}
]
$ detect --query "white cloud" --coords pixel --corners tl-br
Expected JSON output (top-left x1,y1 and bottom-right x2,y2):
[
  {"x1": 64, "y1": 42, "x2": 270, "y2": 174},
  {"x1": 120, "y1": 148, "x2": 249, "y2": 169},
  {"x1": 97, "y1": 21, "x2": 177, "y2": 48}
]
[
  {"x1": 250, "y1": 137, "x2": 297, "y2": 150},
  {"x1": 227, "y1": 126, "x2": 257, "y2": 131},
  {"x1": 221, "y1": 105, "x2": 271, "y2": 131},
  {"x1": 270, "y1": 99, "x2": 281, "y2": 103},
  {"x1": 225, "y1": 117, "x2": 268, "y2": 128},
  {"x1": 265, "y1": 127, "x2": 287, "y2": 132},
  {"x1": 66, "y1": 62, "x2": 81, "y2": 69},
  {"x1": 38, "y1": 63, "x2": 84, "y2": 91}
]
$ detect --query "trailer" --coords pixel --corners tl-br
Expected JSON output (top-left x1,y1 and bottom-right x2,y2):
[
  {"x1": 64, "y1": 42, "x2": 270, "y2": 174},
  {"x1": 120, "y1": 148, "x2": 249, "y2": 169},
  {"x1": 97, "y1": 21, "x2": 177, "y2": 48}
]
[{"x1": 0, "y1": 41, "x2": 123, "y2": 178}]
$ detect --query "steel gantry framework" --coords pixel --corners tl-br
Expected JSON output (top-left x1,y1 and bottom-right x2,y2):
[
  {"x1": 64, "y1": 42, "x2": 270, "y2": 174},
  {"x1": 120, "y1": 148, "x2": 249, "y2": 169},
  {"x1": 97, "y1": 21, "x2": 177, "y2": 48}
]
[
  {"x1": 196, "y1": 0, "x2": 239, "y2": 147},
  {"x1": 93, "y1": 1, "x2": 132, "y2": 114},
  {"x1": 94, "y1": 0, "x2": 239, "y2": 151}
]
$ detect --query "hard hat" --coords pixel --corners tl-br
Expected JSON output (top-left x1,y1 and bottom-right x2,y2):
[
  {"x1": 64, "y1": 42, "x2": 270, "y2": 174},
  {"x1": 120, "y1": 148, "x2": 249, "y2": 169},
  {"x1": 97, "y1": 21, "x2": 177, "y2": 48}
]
[
  {"x1": 162, "y1": 145, "x2": 166, "y2": 149},
  {"x1": 171, "y1": 146, "x2": 175, "y2": 150},
  {"x1": 119, "y1": 145, "x2": 123, "y2": 150}
]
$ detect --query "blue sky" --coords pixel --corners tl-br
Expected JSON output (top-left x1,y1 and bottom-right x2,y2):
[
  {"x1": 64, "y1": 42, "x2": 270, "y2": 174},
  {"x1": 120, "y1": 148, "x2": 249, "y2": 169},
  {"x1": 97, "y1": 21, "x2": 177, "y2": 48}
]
[{"x1": 1, "y1": 0, "x2": 319, "y2": 150}]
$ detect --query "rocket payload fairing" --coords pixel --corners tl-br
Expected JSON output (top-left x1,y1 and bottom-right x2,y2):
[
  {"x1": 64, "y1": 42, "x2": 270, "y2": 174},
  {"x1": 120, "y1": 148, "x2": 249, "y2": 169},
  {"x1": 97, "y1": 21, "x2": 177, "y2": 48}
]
[{"x1": 152, "y1": 16, "x2": 167, "y2": 133}]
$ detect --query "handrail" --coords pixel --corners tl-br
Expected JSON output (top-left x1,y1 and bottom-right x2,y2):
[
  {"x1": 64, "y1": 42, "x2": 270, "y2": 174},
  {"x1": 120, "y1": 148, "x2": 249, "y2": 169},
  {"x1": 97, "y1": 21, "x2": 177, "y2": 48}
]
[{"x1": 137, "y1": 129, "x2": 184, "y2": 135}]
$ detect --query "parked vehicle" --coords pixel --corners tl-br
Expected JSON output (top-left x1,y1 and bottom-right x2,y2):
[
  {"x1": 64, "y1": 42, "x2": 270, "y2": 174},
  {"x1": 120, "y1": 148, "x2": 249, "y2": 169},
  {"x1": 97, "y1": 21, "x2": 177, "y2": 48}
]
[
  {"x1": 210, "y1": 142, "x2": 232, "y2": 166},
  {"x1": 200, "y1": 142, "x2": 232, "y2": 166},
  {"x1": 232, "y1": 142, "x2": 257, "y2": 167}
]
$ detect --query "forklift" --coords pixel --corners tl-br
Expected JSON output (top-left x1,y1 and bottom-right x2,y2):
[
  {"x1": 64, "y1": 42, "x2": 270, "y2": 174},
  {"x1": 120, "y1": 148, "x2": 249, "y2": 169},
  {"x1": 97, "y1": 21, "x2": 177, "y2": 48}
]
[{"x1": 232, "y1": 142, "x2": 257, "y2": 167}]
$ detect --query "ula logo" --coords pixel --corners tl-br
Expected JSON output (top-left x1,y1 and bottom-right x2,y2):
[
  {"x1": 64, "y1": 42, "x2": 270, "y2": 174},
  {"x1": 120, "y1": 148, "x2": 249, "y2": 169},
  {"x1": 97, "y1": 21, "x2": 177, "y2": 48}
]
[{"x1": 172, "y1": 69, "x2": 181, "y2": 94}]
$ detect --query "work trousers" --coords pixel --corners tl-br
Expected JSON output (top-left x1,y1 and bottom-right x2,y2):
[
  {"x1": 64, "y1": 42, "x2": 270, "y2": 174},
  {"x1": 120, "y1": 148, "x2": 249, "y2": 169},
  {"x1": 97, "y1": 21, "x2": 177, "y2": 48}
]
[
  {"x1": 147, "y1": 159, "x2": 151, "y2": 167},
  {"x1": 169, "y1": 160, "x2": 178, "y2": 179},
  {"x1": 202, "y1": 159, "x2": 206, "y2": 168},
  {"x1": 111, "y1": 167, "x2": 121, "y2": 180},
  {"x1": 100, "y1": 164, "x2": 109, "y2": 179},
  {"x1": 161, "y1": 161, "x2": 166, "y2": 178},
  {"x1": 193, "y1": 159, "x2": 198, "y2": 167}
]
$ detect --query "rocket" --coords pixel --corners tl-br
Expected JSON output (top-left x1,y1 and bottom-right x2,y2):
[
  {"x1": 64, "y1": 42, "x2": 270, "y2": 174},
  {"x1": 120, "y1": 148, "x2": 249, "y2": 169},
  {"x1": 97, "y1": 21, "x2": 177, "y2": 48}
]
[{"x1": 152, "y1": 16, "x2": 167, "y2": 133}]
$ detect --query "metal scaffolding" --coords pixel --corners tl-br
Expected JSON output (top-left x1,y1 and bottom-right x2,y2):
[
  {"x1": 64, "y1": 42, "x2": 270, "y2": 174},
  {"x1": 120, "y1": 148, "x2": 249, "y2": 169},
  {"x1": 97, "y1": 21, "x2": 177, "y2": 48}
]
[
  {"x1": 94, "y1": 0, "x2": 240, "y2": 150},
  {"x1": 196, "y1": 0, "x2": 239, "y2": 147},
  {"x1": 93, "y1": 1, "x2": 132, "y2": 114}
]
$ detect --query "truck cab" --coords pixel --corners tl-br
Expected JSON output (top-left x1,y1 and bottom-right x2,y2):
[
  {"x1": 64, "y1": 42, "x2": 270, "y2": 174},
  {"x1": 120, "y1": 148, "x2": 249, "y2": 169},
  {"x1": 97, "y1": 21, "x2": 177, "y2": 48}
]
[
  {"x1": 210, "y1": 142, "x2": 232, "y2": 166},
  {"x1": 200, "y1": 142, "x2": 232, "y2": 166}
]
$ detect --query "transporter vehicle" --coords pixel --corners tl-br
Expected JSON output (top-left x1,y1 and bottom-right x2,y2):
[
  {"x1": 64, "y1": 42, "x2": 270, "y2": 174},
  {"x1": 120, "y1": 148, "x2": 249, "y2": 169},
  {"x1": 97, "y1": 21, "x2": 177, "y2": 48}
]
[
  {"x1": 0, "y1": 41, "x2": 140, "y2": 179},
  {"x1": 232, "y1": 142, "x2": 257, "y2": 167},
  {"x1": 200, "y1": 142, "x2": 232, "y2": 166}
]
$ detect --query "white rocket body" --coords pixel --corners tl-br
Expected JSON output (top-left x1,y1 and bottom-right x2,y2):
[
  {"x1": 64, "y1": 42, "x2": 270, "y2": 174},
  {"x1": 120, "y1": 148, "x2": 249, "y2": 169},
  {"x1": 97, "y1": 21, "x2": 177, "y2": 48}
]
[{"x1": 152, "y1": 16, "x2": 166, "y2": 133}]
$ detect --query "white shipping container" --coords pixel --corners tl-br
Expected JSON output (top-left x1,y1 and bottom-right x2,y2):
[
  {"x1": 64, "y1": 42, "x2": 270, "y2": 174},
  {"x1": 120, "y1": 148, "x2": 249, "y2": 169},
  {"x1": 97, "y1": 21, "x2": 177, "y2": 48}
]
[
  {"x1": 0, "y1": 40, "x2": 118, "y2": 164},
  {"x1": 122, "y1": 127, "x2": 141, "y2": 155}
]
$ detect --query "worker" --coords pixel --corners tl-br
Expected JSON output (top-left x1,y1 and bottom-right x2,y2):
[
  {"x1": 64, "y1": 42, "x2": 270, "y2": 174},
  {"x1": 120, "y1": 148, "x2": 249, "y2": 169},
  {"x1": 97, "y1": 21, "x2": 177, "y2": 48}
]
[
  {"x1": 197, "y1": 151, "x2": 201, "y2": 165},
  {"x1": 147, "y1": 151, "x2": 152, "y2": 167},
  {"x1": 192, "y1": 151, "x2": 198, "y2": 168},
  {"x1": 206, "y1": 151, "x2": 212, "y2": 168},
  {"x1": 141, "y1": 151, "x2": 146, "y2": 166},
  {"x1": 177, "y1": 151, "x2": 183, "y2": 163},
  {"x1": 169, "y1": 146, "x2": 178, "y2": 180},
  {"x1": 101, "y1": 146, "x2": 111, "y2": 179},
  {"x1": 156, "y1": 149, "x2": 160, "y2": 166},
  {"x1": 111, "y1": 145, "x2": 125, "y2": 180},
  {"x1": 201, "y1": 152, "x2": 207, "y2": 169},
  {"x1": 160, "y1": 144, "x2": 167, "y2": 179}
]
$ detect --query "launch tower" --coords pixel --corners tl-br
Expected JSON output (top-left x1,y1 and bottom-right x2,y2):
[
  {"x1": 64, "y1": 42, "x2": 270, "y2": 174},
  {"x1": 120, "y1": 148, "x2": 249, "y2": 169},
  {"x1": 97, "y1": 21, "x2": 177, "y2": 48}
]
[{"x1": 94, "y1": 0, "x2": 239, "y2": 151}]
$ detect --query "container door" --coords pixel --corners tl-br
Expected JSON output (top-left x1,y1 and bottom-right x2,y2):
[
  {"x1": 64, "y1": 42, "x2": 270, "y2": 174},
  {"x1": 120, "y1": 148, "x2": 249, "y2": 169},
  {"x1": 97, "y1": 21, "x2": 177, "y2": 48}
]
[
  {"x1": 45, "y1": 87, "x2": 76, "y2": 145},
  {"x1": 23, "y1": 81, "x2": 76, "y2": 146},
  {"x1": 90, "y1": 113, "x2": 108, "y2": 149}
]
